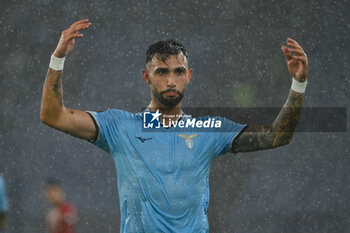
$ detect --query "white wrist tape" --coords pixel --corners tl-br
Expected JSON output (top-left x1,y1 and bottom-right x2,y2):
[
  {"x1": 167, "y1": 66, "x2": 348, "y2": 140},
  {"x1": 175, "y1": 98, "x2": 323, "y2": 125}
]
[
  {"x1": 291, "y1": 78, "x2": 307, "y2": 93},
  {"x1": 49, "y1": 55, "x2": 65, "y2": 71}
]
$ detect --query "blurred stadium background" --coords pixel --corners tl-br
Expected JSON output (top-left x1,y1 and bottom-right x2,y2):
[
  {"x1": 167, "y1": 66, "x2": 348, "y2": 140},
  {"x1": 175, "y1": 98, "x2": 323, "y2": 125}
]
[{"x1": 0, "y1": 0, "x2": 349, "y2": 232}]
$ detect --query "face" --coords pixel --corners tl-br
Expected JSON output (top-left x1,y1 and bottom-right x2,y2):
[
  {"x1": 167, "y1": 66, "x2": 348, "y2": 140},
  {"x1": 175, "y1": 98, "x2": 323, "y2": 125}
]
[
  {"x1": 45, "y1": 186, "x2": 64, "y2": 205},
  {"x1": 143, "y1": 53, "x2": 192, "y2": 107}
]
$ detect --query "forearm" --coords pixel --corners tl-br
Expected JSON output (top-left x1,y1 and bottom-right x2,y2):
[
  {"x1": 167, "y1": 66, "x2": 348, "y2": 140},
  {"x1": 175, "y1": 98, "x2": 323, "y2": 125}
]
[
  {"x1": 40, "y1": 68, "x2": 65, "y2": 124},
  {"x1": 232, "y1": 88, "x2": 305, "y2": 153},
  {"x1": 271, "y1": 89, "x2": 304, "y2": 147}
]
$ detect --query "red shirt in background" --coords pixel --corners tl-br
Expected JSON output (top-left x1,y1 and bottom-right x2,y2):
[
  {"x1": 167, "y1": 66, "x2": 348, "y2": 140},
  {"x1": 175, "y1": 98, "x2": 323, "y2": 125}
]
[{"x1": 47, "y1": 202, "x2": 76, "y2": 233}]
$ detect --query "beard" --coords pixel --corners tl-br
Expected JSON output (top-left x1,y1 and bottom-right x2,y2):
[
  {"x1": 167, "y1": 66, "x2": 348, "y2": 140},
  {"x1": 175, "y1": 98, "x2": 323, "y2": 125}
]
[{"x1": 152, "y1": 88, "x2": 185, "y2": 107}]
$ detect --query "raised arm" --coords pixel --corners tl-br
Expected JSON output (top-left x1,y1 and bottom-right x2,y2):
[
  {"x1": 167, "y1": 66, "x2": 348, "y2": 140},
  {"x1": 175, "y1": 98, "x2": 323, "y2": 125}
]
[
  {"x1": 231, "y1": 38, "x2": 308, "y2": 153},
  {"x1": 40, "y1": 19, "x2": 96, "y2": 140}
]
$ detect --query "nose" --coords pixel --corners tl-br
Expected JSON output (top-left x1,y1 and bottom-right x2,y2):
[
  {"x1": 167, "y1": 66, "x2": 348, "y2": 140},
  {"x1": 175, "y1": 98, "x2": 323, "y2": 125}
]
[{"x1": 167, "y1": 73, "x2": 176, "y2": 87}]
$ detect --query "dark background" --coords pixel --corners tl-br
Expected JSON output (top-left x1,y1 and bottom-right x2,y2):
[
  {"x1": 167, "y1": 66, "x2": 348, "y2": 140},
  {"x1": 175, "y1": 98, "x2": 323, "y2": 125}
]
[{"x1": 0, "y1": 0, "x2": 349, "y2": 232}]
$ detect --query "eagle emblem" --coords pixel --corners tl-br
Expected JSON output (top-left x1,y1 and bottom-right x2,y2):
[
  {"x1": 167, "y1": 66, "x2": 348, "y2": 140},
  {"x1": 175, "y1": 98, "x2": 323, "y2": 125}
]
[{"x1": 178, "y1": 134, "x2": 198, "y2": 149}]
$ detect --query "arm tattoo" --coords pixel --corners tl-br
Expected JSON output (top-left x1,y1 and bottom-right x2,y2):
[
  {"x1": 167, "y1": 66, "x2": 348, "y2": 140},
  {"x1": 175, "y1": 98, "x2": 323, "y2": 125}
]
[
  {"x1": 232, "y1": 90, "x2": 304, "y2": 153},
  {"x1": 231, "y1": 124, "x2": 274, "y2": 153},
  {"x1": 45, "y1": 68, "x2": 63, "y2": 106},
  {"x1": 52, "y1": 72, "x2": 63, "y2": 105},
  {"x1": 271, "y1": 90, "x2": 304, "y2": 147}
]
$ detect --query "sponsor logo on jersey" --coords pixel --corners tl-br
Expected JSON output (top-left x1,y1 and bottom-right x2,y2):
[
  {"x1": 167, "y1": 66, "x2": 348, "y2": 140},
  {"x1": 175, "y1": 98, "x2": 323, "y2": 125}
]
[
  {"x1": 178, "y1": 134, "x2": 198, "y2": 149},
  {"x1": 136, "y1": 137, "x2": 153, "y2": 143}
]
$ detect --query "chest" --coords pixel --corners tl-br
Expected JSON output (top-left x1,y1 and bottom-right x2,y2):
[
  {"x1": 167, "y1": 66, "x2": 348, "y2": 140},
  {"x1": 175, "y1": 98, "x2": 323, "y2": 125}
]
[{"x1": 117, "y1": 131, "x2": 214, "y2": 174}]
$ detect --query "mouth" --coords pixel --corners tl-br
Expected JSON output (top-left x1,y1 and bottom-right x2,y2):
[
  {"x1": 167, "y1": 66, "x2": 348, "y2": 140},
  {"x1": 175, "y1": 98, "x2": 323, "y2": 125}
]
[
  {"x1": 162, "y1": 89, "x2": 179, "y2": 98},
  {"x1": 164, "y1": 90, "x2": 178, "y2": 97},
  {"x1": 155, "y1": 88, "x2": 184, "y2": 107}
]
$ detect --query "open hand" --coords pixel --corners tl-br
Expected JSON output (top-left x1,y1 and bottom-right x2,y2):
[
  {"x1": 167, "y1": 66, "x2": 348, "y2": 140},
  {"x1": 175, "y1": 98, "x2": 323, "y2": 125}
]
[
  {"x1": 53, "y1": 19, "x2": 91, "y2": 58},
  {"x1": 281, "y1": 38, "x2": 308, "y2": 82}
]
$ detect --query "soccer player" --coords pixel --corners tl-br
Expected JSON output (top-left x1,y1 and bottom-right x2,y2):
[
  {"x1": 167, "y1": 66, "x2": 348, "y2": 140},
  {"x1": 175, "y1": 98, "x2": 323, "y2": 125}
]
[
  {"x1": 0, "y1": 175, "x2": 8, "y2": 229},
  {"x1": 45, "y1": 178, "x2": 77, "y2": 233},
  {"x1": 40, "y1": 19, "x2": 308, "y2": 232}
]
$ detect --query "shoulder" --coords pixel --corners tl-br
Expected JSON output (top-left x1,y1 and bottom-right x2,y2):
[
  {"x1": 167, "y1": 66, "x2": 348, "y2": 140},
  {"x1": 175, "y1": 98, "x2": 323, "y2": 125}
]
[
  {"x1": 99, "y1": 109, "x2": 133, "y2": 116},
  {"x1": 91, "y1": 109, "x2": 141, "y2": 120}
]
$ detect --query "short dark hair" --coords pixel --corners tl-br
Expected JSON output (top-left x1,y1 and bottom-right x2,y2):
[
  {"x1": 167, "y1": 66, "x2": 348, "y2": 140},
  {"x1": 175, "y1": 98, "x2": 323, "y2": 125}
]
[
  {"x1": 146, "y1": 39, "x2": 188, "y2": 64},
  {"x1": 45, "y1": 178, "x2": 61, "y2": 187}
]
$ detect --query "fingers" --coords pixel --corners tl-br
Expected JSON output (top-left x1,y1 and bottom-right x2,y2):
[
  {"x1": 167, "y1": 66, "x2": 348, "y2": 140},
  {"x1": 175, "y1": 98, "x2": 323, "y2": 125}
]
[
  {"x1": 287, "y1": 38, "x2": 302, "y2": 49},
  {"x1": 288, "y1": 48, "x2": 307, "y2": 57},
  {"x1": 287, "y1": 38, "x2": 305, "y2": 53},
  {"x1": 282, "y1": 38, "x2": 308, "y2": 81},
  {"x1": 68, "y1": 20, "x2": 92, "y2": 34},
  {"x1": 66, "y1": 33, "x2": 84, "y2": 41},
  {"x1": 54, "y1": 20, "x2": 91, "y2": 57},
  {"x1": 62, "y1": 20, "x2": 91, "y2": 41},
  {"x1": 282, "y1": 38, "x2": 308, "y2": 63},
  {"x1": 72, "y1": 19, "x2": 90, "y2": 26},
  {"x1": 281, "y1": 45, "x2": 293, "y2": 61},
  {"x1": 290, "y1": 55, "x2": 308, "y2": 64}
]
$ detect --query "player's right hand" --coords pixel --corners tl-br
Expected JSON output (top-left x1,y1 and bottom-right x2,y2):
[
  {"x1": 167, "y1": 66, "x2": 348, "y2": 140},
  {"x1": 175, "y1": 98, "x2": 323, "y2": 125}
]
[{"x1": 53, "y1": 19, "x2": 91, "y2": 58}]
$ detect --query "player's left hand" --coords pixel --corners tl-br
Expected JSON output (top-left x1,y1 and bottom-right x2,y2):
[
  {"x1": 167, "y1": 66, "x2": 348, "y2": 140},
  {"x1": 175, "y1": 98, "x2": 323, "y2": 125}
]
[{"x1": 281, "y1": 38, "x2": 308, "y2": 82}]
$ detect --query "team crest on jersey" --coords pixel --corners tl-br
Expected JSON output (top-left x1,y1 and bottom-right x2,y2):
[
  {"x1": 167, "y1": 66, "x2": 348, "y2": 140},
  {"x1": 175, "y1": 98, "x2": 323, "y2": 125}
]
[{"x1": 178, "y1": 134, "x2": 198, "y2": 149}]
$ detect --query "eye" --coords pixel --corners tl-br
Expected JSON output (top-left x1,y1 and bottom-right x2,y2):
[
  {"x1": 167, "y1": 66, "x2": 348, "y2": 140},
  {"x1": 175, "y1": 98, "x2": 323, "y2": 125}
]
[
  {"x1": 155, "y1": 68, "x2": 169, "y2": 75},
  {"x1": 175, "y1": 68, "x2": 186, "y2": 75}
]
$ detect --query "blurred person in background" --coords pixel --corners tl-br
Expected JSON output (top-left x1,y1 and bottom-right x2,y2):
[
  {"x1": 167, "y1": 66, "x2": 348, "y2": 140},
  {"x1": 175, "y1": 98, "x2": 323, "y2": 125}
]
[
  {"x1": 40, "y1": 19, "x2": 308, "y2": 232},
  {"x1": 0, "y1": 175, "x2": 8, "y2": 230},
  {"x1": 45, "y1": 178, "x2": 77, "y2": 233}
]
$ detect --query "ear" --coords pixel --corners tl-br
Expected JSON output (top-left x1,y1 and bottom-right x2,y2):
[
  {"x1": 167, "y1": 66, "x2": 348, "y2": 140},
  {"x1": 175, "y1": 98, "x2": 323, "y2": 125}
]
[
  {"x1": 142, "y1": 69, "x2": 151, "y2": 84},
  {"x1": 187, "y1": 68, "x2": 193, "y2": 82}
]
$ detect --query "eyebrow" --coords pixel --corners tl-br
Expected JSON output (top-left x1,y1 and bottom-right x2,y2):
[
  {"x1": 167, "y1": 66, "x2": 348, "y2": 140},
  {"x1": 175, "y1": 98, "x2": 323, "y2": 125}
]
[
  {"x1": 154, "y1": 67, "x2": 169, "y2": 73},
  {"x1": 174, "y1": 67, "x2": 186, "y2": 72},
  {"x1": 154, "y1": 66, "x2": 186, "y2": 72}
]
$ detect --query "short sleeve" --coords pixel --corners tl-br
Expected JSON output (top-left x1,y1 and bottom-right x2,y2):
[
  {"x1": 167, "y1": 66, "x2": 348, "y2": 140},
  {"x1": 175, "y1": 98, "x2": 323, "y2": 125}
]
[
  {"x1": 214, "y1": 117, "x2": 246, "y2": 156},
  {"x1": 86, "y1": 109, "x2": 128, "y2": 154},
  {"x1": 0, "y1": 176, "x2": 8, "y2": 212}
]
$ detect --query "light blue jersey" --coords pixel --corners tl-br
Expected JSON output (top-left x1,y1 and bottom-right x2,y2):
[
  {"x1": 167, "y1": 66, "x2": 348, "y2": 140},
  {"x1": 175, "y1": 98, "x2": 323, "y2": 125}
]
[
  {"x1": 88, "y1": 109, "x2": 245, "y2": 233},
  {"x1": 0, "y1": 175, "x2": 7, "y2": 212}
]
